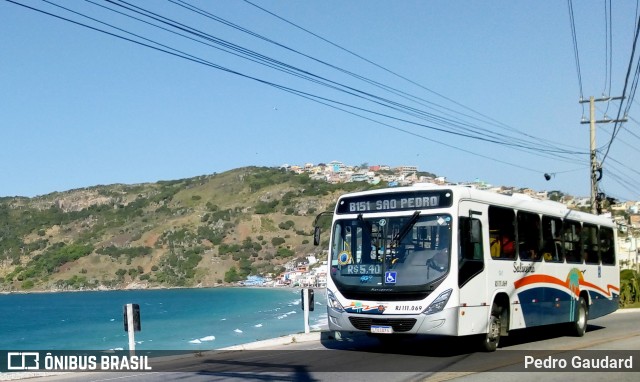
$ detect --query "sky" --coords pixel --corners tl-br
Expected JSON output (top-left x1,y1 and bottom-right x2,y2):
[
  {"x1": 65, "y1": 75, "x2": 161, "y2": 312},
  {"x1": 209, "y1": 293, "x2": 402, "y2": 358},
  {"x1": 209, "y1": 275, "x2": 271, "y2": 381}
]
[{"x1": 1, "y1": 1, "x2": 640, "y2": 202}]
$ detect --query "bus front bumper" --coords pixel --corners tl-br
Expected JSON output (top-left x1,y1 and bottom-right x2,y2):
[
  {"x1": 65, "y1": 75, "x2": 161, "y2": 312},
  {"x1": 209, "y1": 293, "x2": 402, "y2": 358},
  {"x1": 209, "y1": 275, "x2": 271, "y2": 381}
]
[{"x1": 327, "y1": 306, "x2": 459, "y2": 336}]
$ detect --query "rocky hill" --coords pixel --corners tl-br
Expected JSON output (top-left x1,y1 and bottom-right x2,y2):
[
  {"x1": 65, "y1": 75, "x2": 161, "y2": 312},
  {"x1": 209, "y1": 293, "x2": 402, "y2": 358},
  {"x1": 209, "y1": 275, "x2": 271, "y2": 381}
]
[{"x1": 0, "y1": 167, "x2": 378, "y2": 292}]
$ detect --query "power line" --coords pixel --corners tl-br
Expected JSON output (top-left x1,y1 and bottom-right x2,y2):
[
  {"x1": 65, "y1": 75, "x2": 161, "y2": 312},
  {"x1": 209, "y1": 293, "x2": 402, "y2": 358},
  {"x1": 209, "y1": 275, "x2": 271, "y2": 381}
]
[
  {"x1": 98, "y1": 0, "x2": 564, "y2": 154},
  {"x1": 53, "y1": 0, "x2": 588, "y2": 160},
  {"x1": 240, "y1": 0, "x2": 584, "y2": 158},
  {"x1": 570, "y1": 1, "x2": 640, "y2": 205},
  {"x1": 600, "y1": 161, "x2": 640, "y2": 200},
  {"x1": 600, "y1": 10, "x2": 640, "y2": 165},
  {"x1": 602, "y1": 0, "x2": 613, "y2": 98},
  {"x1": 5, "y1": 0, "x2": 599, "y2": 185},
  {"x1": 623, "y1": 114, "x2": 640, "y2": 141},
  {"x1": 3, "y1": 0, "x2": 566, "y2": 174},
  {"x1": 568, "y1": 0, "x2": 585, "y2": 113}
]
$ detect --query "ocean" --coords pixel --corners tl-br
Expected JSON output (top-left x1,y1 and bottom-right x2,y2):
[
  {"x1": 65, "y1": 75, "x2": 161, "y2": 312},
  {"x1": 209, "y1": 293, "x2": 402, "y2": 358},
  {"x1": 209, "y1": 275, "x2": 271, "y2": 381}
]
[{"x1": 0, "y1": 288, "x2": 327, "y2": 351}]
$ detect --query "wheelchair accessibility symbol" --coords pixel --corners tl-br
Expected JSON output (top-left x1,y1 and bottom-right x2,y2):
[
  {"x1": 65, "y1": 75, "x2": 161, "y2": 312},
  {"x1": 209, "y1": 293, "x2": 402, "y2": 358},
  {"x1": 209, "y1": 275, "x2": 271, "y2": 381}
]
[{"x1": 385, "y1": 271, "x2": 397, "y2": 284}]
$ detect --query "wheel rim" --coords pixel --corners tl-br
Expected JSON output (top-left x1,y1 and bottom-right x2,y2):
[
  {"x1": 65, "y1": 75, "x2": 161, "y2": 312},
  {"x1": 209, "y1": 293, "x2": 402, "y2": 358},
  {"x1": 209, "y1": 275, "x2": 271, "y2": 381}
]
[
  {"x1": 577, "y1": 302, "x2": 586, "y2": 329},
  {"x1": 487, "y1": 316, "x2": 500, "y2": 344}
]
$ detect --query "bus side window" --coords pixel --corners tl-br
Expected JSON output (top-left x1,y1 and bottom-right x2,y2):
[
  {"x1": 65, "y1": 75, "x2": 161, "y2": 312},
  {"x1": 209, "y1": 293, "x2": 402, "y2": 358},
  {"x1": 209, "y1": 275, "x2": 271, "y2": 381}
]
[
  {"x1": 564, "y1": 220, "x2": 583, "y2": 263},
  {"x1": 600, "y1": 227, "x2": 615, "y2": 265},
  {"x1": 517, "y1": 211, "x2": 541, "y2": 261},
  {"x1": 488, "y1": 206, "x2": 516, "y2": 260},
  {"x1": 542, "y1": 216, "x2": 563, "y2": 262},
  {"x1": 583, "y1": 224, "x2": 599, "y2": 264}
]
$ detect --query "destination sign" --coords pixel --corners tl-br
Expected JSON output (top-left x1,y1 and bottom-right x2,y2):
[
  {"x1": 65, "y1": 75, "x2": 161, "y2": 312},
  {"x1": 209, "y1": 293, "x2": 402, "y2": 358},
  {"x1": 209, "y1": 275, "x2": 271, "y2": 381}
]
[{"x1": 336, "y1": 190, "x2": 453, "y2": 214}]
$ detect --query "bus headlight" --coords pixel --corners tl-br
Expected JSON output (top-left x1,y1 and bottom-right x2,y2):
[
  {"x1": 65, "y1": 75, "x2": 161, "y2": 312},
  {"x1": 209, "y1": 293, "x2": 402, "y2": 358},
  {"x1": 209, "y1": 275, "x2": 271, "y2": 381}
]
[
  {"x1": 423, "y1": 288, "x2": 452, "y2": 315},
  {"x1": 327, "y1": 289, "x2": 345, "y2": 313}
]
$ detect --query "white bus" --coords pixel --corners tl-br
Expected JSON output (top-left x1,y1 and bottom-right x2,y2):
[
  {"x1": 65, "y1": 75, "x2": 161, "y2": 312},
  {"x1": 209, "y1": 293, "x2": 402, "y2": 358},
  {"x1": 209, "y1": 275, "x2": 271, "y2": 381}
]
[{"x1": 314, "y1": 184, "x2": 620, "y2": 351}]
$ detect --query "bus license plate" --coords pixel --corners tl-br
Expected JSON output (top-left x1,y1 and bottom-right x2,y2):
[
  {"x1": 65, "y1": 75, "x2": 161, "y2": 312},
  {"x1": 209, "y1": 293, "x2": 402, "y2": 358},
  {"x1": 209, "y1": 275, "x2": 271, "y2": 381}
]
[{"x1": 371, "y1": 325, "x2": 393, "y2": 334}]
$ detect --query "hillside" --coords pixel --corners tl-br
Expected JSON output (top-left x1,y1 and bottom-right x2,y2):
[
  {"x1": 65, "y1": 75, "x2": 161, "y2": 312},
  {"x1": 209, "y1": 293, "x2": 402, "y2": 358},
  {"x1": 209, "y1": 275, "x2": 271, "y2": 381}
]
[{"x1": 0, "y1": 167, "x2": 378, "y2": 292}]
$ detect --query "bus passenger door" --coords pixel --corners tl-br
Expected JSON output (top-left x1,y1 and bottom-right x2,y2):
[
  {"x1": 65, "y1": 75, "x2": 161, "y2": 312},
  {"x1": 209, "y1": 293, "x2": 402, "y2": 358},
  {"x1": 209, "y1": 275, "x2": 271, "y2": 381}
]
[{"x1": 457, "y1": 202, "x2": 488, "y2": 336}]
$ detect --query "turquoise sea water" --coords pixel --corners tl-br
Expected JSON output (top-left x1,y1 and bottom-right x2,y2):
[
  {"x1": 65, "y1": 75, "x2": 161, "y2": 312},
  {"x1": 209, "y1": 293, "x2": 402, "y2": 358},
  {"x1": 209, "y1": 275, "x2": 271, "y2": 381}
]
[{"x1": 0, "y1": 288, "x2": 327, "y2": 350}]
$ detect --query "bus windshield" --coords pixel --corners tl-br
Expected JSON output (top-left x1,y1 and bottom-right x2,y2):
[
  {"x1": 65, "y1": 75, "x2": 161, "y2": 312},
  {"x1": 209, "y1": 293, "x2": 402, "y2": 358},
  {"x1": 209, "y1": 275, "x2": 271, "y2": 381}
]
[{"x1": 330, "y1": 214, "x2": 452, "y2": 289}]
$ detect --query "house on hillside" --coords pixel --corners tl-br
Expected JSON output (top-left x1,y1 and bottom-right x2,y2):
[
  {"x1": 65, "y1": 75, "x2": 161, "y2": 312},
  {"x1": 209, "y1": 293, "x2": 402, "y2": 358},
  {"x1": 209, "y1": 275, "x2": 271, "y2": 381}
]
[
  {"x1": 349, "y1": 173, "x2": 370, "y2": 183},
  {"x1": 328, "y1": 160, "x2": 346, "y2": 174},
  {"x1": 434, "y1": 176, "x2": 447, "y2": 185}
]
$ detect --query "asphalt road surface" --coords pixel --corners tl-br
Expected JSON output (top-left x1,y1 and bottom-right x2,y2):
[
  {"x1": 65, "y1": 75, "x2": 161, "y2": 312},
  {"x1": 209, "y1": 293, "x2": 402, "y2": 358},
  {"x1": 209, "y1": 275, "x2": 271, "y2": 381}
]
[{"x1": 6, "y1": 309, "x2": 640, "y2": 382}]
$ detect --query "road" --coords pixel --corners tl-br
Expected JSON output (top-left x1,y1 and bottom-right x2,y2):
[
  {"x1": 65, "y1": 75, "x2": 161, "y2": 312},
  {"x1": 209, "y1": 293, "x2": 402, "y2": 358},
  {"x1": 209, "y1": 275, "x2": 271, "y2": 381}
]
[{"x1": 7, "y1": 309, "x2": 640, "y2": 382}]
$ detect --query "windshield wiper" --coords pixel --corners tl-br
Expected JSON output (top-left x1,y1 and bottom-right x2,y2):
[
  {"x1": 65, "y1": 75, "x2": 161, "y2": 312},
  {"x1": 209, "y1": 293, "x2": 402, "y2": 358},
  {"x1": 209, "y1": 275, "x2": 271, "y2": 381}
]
[{"x1": 391, "y1": 211, "x2": 421, "y2": 248}]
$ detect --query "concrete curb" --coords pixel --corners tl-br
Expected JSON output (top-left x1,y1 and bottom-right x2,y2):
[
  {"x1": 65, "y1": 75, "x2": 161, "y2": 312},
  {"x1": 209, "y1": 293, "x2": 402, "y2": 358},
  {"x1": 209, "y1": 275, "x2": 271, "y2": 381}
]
[
  {"x1": 614, "y1": 307, "x2": 640, "y2": 314},
  {"x1": 220, "y1": 331, "x2": 323, "y2": 350}
]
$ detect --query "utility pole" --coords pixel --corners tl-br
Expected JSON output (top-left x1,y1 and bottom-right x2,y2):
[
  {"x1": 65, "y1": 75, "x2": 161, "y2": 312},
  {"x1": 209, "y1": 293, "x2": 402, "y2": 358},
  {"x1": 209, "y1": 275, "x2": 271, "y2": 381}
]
[{"x1": 579, "y1": 96, "x2": 626, "y2": 214}]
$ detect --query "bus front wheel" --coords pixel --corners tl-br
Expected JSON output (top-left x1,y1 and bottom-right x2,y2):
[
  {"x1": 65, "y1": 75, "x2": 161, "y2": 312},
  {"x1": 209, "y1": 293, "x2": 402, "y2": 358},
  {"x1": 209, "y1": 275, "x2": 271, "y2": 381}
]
[{"x1": 481, "y1": 304, "x2": 501, "y2": 352}]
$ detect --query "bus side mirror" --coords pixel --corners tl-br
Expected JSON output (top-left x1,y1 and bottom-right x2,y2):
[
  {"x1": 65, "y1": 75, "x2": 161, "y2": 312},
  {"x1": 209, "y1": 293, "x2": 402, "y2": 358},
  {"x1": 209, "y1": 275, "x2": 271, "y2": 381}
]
[
  {"x1": 470, "y1": 220, "x2": 481, "y2": 244},
  {"x1": 312, "y1": 211, "x2": 333, "y2": 246},
  {"x1": 313, "y1": 226, "x2": 321, "y2": 246}
]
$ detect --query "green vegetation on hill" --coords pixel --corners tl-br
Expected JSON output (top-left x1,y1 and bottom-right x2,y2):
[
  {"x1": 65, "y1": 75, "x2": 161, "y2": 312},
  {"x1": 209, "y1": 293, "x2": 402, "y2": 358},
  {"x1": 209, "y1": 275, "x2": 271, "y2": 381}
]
[
  {"x1": 620, "y1": 269, "x2": 640, "y2": 308},
  {"x1": 0, "y1": 167, "x2": 380, "y2": 291}
]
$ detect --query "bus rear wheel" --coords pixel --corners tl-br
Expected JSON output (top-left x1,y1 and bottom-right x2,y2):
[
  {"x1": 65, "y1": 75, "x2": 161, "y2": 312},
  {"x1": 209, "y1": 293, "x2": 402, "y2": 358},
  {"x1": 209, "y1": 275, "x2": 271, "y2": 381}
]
[
  {"x1": 570, "y1": 296, "x2": 588, "y2": 337},
  {"x1": 481, "y1": 304, "x2": 501, "y2": 352}
]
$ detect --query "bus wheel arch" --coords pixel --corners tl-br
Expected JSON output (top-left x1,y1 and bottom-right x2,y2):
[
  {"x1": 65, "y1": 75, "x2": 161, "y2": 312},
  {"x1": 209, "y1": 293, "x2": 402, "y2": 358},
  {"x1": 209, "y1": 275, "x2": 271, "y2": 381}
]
[{"x1": 481, "y1": 293, "x2": 509, "y2": 352}]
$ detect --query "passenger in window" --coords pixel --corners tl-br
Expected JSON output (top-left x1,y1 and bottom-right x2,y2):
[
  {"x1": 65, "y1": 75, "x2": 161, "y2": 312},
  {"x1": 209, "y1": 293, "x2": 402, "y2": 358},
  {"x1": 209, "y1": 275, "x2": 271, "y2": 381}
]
[
  {"x1": 502, "y1": 235, "x2": 515, "y2": 258},
  {"x1": 490, "y1": 230, "x2": 501, "y2": 258},
  {"x1": 541, "y1": 233, "x2": 561, "y2": 262},
  {"x1": 520, "y1": 247, "x2": 539, "y2": 261},
  {"x1": 542, "y1": 239, "x2": 554, "y2": 261},
  {"x1": 490, "y1": 231, "x2": 514, "y2": 258}
]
